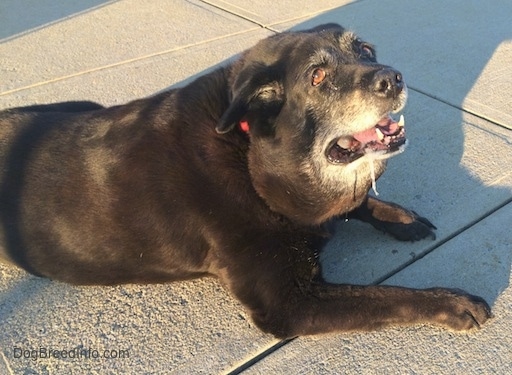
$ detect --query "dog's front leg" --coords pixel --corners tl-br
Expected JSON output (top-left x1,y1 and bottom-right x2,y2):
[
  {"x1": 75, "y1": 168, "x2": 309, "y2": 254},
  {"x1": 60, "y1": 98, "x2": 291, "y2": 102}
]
[
  {"x1": 238, "y1": 280, "x2": 491, "y2": 339},
  {"x1": 218, "y1": 237, "x2": 490, "y2": 339},
  {"x1": 295, "y1": 283, "x2": 490, "y2": 338},
  {"x1": 349, "y1": 195, "x2": 436, "y2": 241}
]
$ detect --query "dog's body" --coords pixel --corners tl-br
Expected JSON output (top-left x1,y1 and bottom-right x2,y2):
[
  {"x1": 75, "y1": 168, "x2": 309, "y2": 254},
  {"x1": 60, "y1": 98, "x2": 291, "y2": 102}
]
[{"x1": 0, "y1": 24, "x2": 490, "y2": 338}]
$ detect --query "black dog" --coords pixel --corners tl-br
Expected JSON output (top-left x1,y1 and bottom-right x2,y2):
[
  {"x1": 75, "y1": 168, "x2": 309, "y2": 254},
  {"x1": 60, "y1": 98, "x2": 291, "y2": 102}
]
[{"x1": 0, "y1": 24, "x2": 490, "y2": 338}]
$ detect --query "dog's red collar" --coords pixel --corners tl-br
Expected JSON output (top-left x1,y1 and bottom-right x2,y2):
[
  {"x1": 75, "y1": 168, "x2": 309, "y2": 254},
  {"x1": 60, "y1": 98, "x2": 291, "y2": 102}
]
[{"x1": 239, "y1": 120, "x2": 250, "y2": 133}]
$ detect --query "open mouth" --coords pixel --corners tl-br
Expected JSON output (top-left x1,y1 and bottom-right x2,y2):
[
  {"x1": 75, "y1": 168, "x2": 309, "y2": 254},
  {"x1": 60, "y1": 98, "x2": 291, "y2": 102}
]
[{"x1": 326, "y1": 114, "x2": 407, "y2": 164}]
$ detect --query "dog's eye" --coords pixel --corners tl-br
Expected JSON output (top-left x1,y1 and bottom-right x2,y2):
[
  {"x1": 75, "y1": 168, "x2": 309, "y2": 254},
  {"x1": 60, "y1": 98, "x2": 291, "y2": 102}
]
[
  {"x1": 360, "y1": 44, "x2": 374, "y2": 59},
  {"x1": 311, "y1": 68, "x2": 326, "y2": 86}
]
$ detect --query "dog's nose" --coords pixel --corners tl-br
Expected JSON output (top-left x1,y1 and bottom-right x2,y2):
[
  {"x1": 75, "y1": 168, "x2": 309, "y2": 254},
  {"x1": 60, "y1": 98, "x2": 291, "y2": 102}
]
[{"x1": 372, "y1": 68, "x2": 404, "y2": 98}]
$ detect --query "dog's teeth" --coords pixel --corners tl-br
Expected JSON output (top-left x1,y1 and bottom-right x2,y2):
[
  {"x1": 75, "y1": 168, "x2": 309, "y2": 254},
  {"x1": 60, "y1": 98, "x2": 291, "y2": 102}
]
[
  {"x1": 375, "y1": 127, "x2": 385, "y2": 141},
  {"x1": 398, "y1": 114, "x2": 405, "y2": 127}
]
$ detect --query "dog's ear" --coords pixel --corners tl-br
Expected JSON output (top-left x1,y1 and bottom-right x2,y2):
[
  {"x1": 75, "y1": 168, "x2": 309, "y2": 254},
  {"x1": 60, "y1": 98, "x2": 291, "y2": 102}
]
[
  {"x1": 216, "y1": 65, "x2": 284, "y2": 134},
  {"x1": 216, "y1": 85, "x2": 253, "y2": 134}
]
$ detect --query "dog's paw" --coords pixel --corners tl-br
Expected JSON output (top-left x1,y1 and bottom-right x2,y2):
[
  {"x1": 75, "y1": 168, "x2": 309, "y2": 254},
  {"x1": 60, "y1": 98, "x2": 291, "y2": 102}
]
[
  {"x1": 380, "y1": 211, "x2": 436, "y2": 241},
  {"x1": 428, "y1": 288, "x2": 492, "y2": 331}
]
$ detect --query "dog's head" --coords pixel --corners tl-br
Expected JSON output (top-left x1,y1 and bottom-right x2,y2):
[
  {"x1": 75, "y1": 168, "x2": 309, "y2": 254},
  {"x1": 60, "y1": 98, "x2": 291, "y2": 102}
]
[{"x1": 217, "y1": 24, "x2": 408, "y2": 225}]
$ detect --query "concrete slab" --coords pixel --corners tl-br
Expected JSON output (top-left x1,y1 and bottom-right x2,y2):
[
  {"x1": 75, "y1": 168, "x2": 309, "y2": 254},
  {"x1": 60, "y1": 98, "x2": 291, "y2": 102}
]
[
  {"x1": 382, "y1": 204, "x2": 512, "y2": 308},
  {"x1": 0, "y1": 264, "x2": 276, "y2": 374},
  {"x1": 0, "y1": 28, "x2": 272, "y2": 108},
  {"x1": 243, "y1": 203, "x2": 512, "y2": 375},
  {"x1": 0, "y1": 0, "x2": 259, "y2": 96},
  {"x1": 273, "y1": 0, "x2": 512, "y2": 129},
  {"x1": 463, "y1": 42, "x2": 512, "y2": 129},
  {"x1": 199, "y1": 0, "x2": 356, "y2": 27}
]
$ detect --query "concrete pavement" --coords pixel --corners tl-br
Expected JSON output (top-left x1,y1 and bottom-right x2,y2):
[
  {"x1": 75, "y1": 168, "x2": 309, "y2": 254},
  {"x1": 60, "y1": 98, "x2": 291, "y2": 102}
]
[{"x1": 1, "y1": 1, "x2": 511, "y2": 373}]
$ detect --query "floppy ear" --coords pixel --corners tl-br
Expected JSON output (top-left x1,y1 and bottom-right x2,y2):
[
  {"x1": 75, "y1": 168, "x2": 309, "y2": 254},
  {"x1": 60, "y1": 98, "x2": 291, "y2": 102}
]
[
  {"x1": 216, "y1": 66, "x2": 284, "y2": 134},
  {"x1": 216, "y1": 84, "x2": 254, "y2": 134}
]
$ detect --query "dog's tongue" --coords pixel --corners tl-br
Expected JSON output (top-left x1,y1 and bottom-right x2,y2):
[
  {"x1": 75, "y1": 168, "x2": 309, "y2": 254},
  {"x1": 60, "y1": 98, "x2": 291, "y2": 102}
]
[
  {"x1": 353, "y1": 115, "x2": 403, "y2": 144},
  {"x1": 352, "y1": 128, "x2": 380, "y2": 144}
]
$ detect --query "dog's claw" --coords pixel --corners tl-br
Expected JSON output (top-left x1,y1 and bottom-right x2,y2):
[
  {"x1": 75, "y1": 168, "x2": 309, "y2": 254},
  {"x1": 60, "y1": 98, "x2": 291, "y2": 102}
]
[
  {"x1": 427, "y1": 288, "x2": 492, "y2": 331},
  {"x1": 379, "y1": 212, "x2": 437, "y2": 242},
  {"x1": 412, "y1": 211, "x2": 437, "y2": 230}
]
